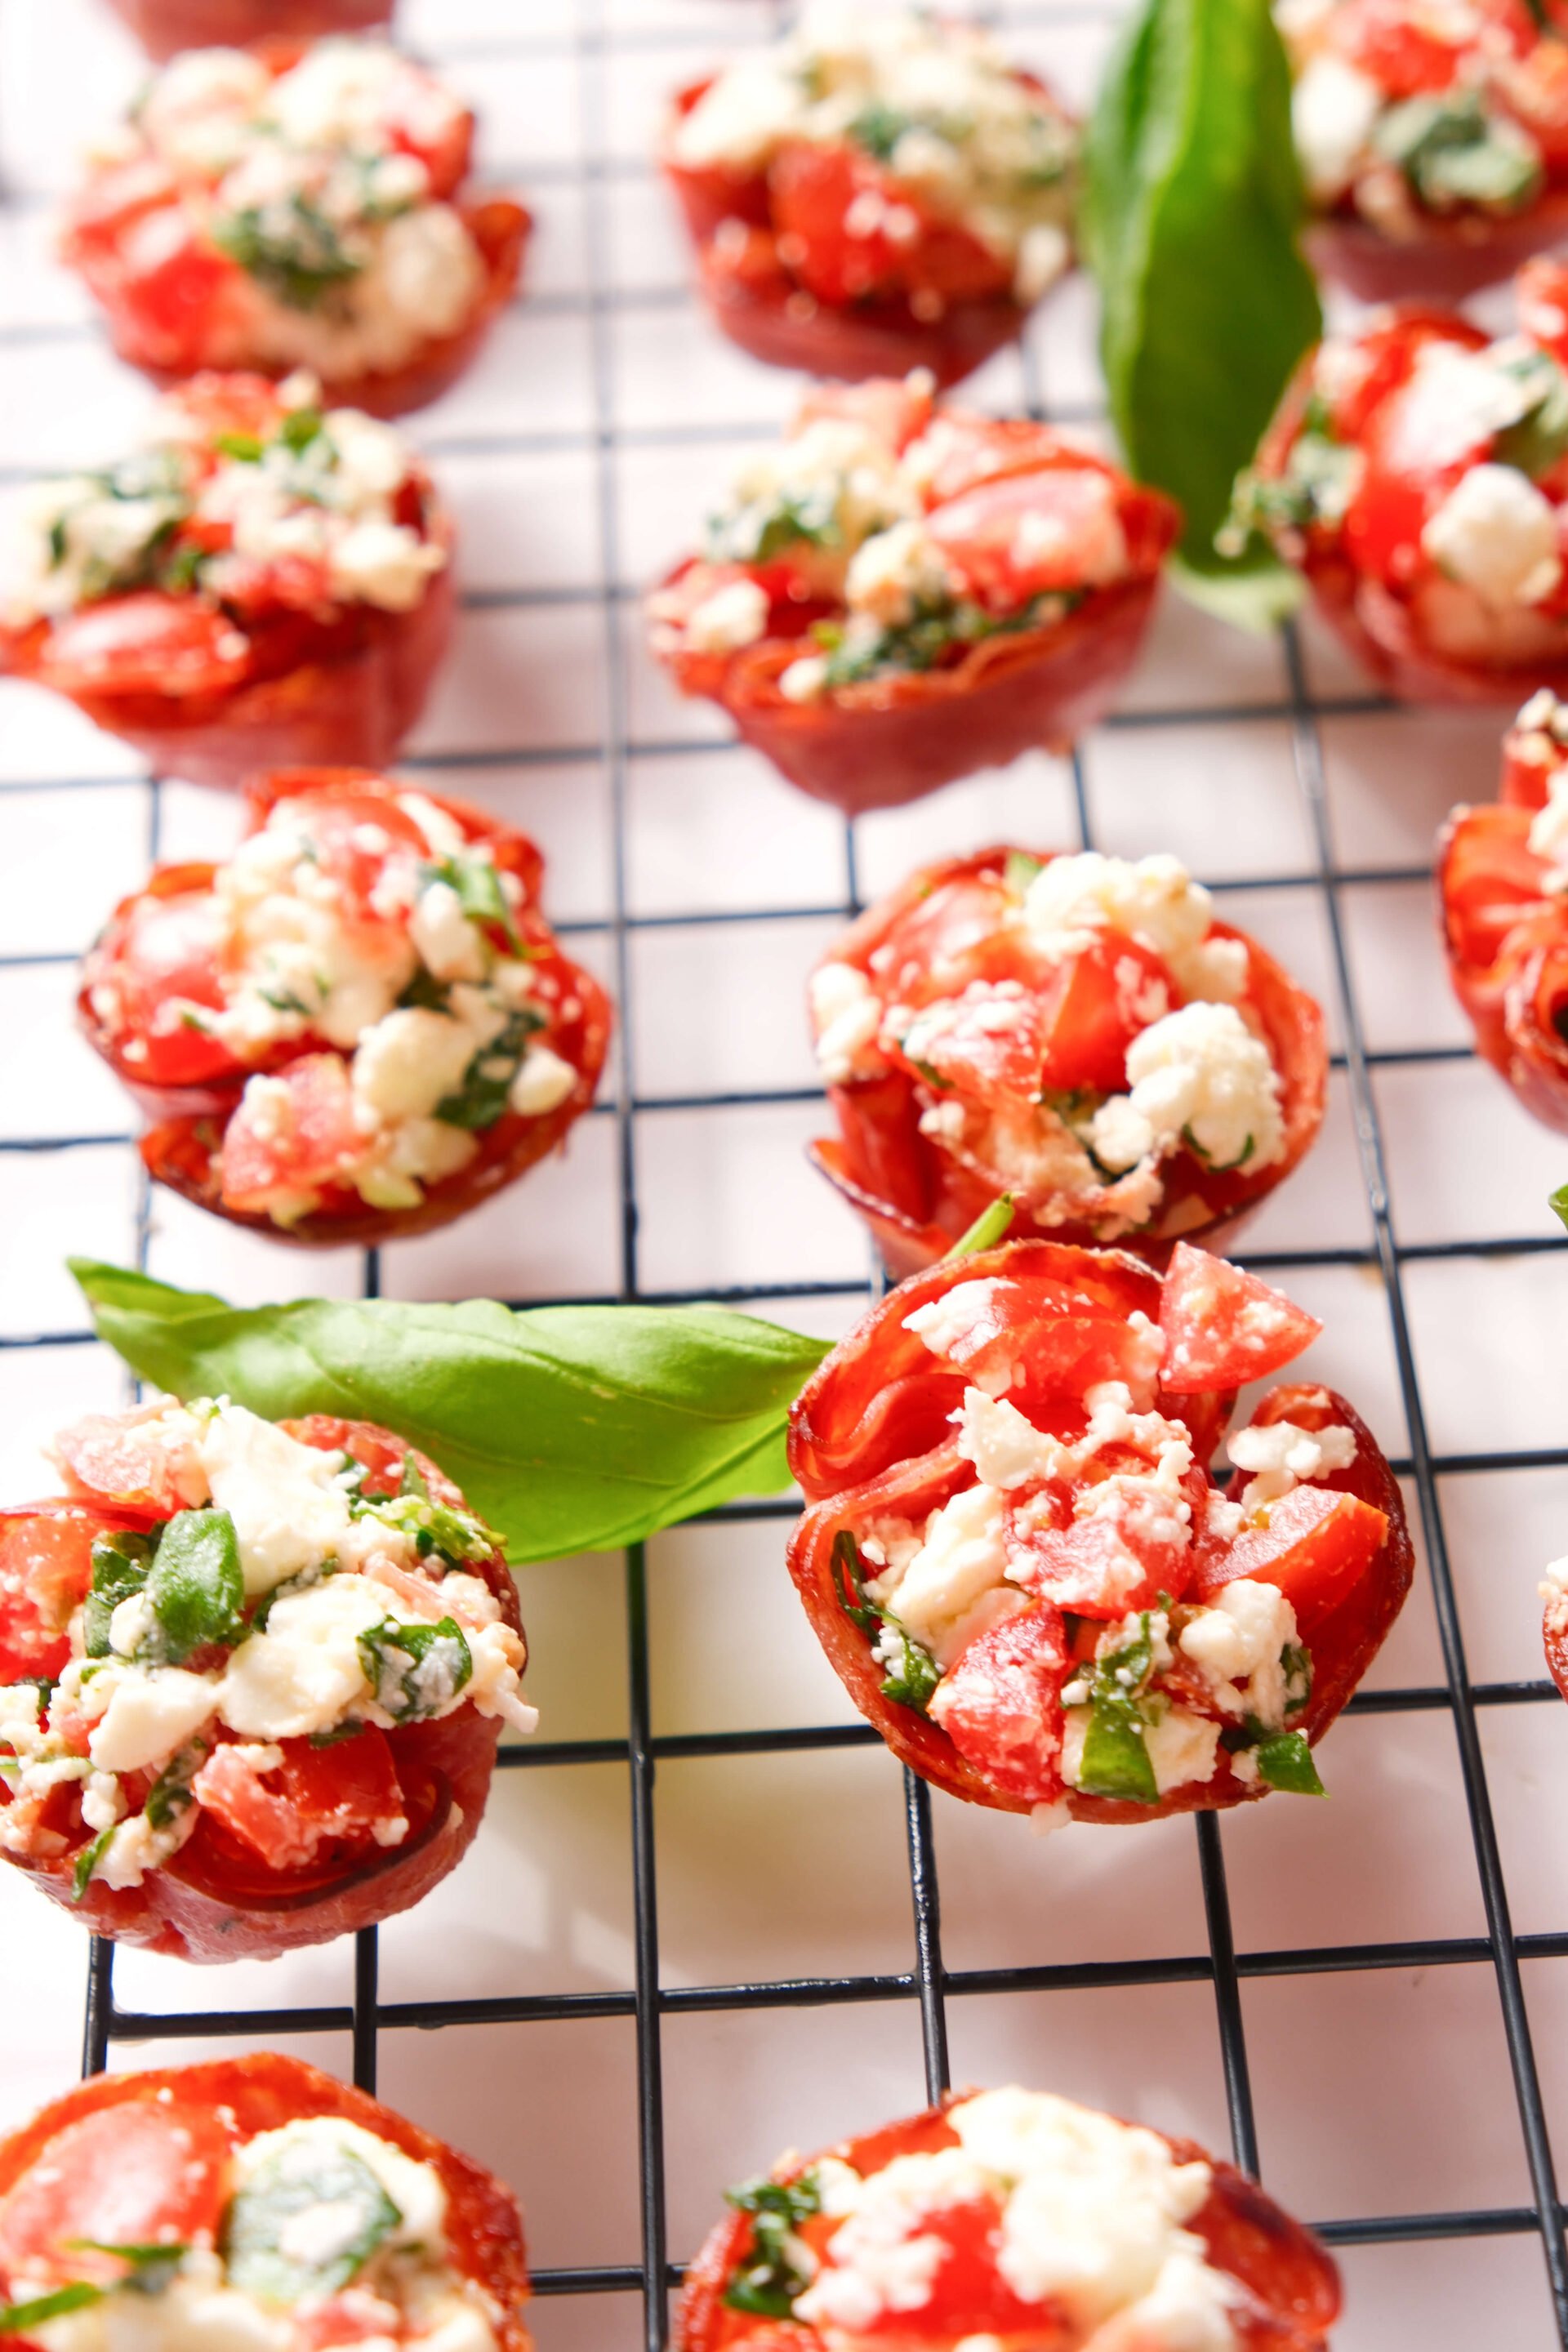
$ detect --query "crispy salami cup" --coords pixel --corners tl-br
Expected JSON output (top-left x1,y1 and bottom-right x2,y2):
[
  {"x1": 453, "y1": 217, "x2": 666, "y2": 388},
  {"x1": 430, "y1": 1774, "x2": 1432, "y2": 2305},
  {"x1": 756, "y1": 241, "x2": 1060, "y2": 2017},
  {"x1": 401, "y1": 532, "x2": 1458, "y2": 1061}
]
[
  {"x1": 109, "y1": 0, "x2": 393, "y2": 60},
  {"x1": 786, "y1": 1240, "x2": 1413, "y2": 1822},
  {"x1": 0, "y1": 2053, "x2": 531, "y2": 2350},
  {"x1": 0, "y1": 375, "x2": 454, "y2": 790},
  {"x1": 1234, "y1": 263, "x2": 1568, "y2": 703},
  {"x1": 1285, "y1": 0, "x2": 1568, "y2": 304},
  {"x1": 807, "y1": 845, "x2": 1325, "y2": 1276},
  {"x1": 677, "y1": 2085, "x2": 1339, "y2": 2351},
  {"x1": 79, "y1": 768, "x2": 611, "y2": 1245},
  {"x1": 649, "y1": 378, "x2": 1178, "y2": 812},
  {"x1": 1438, "y1": 690, "x2": 1568, "y2": 1129},
  {"x1": 0, "y1": 1398, "x2": 534, "y2": 1963},
  {"x1": 662, "y1": 7, "x2": 1076, "y2": 388},
  {"x1": 62, "y1": 38, "x2": 528, "y2": 416}
]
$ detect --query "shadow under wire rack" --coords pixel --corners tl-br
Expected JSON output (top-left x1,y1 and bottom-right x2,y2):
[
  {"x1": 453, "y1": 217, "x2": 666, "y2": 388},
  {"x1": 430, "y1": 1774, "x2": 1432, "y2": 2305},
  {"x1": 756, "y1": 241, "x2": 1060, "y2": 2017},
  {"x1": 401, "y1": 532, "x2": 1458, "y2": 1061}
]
[{"x1": 2, "y1": 0, "x2": 1568, "y2": 2345}]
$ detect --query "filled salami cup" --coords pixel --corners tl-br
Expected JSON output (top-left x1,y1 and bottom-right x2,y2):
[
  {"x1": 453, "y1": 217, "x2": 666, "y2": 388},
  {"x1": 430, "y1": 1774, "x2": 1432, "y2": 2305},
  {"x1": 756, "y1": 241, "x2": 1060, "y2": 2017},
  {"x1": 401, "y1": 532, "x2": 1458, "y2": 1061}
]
[
  {"x1": 648, "y1": 377, "x2": 1178, "y2": 811},
  {"x1": 0, "y1": 1400, "x2": 533, "y2": 1962},
  {"x1": 1285, "y1": 0, "x2": 1568, "y2": 305},
  {"x1": 786, "y1": 1240, "x2": 1414, "y2": 1820},
  {"x1": 808, "y1": 845, "x2": 1326, "y2": 1275},
  {"x1": 662, "y1": 4, "x2": 1076, "y2": 389},
  {"x1": 1232, "y1": 261, "x2": 1568, "y2": 705},
  {"x1": 61, "y1": 38, "x2": 528, "y2": 416},
  {"x1": 678, "y1": 2085, "x2": 1339, "y2": 2350},
  {"x1": 109, "y1": 0, "x2": 393, "y2": 60},
  {"x1": 79, "y1": 768, "x2": 611, "y2": 1244},
  {"x1": 0, "y1": 377, "x2": 457, "y2": 789},
  {"x1": 0, "y1": 2053, "x2": 530, "y2": 2350}
]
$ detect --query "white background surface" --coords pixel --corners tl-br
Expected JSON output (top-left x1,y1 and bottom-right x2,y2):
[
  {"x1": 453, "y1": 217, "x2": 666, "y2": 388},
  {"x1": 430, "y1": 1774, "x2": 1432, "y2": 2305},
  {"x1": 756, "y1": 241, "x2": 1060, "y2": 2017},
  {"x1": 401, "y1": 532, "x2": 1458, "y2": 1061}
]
[{"x1": 2, "y1": 0, "x2": 1568, "y2": 2345}]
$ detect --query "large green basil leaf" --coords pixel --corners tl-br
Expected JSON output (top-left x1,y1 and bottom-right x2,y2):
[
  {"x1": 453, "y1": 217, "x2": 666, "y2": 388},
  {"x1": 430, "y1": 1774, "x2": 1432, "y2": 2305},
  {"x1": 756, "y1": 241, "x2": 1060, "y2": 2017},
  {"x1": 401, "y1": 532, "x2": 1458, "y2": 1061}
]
[
  {"x1": 1082, "y1": 0, "x2": 1321, "y2": 626},
  {"x1": 69, "y1": 1261, "x2": 830, "y2": 1566}
]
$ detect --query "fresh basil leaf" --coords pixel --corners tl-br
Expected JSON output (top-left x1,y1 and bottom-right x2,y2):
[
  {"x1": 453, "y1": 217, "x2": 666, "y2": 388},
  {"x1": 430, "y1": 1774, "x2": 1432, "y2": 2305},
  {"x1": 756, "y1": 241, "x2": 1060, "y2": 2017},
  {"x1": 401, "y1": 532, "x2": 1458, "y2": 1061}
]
[
  {"x1": 0, "y1": 2283, "x2": 104, "y2": 2332},
  {"x1": 358, "y1": 1617, "x2": 472, "y2": 1721},
  {"x1": 145, "y1": 1740, "x2": 208, "y2": 1830},
  {"x1": 878, "y1": 1623, "x2": 940, "y2": 1712},
  {"x1": 214, "y1": 432, "x2": 265, "y2": 463},
  {"x1": 1552, "y1": 1181, "x2": 1568, "y2": 1233},
  {"x1": 70, "y1": 1262, "x2": 832, "y2": 1566},
  {"x1": 1494, "y1": 351, "x2": 1568, "y2": 480},
  {"x1": 145, "y1": 1508, "x2": 243, "y2": 1664},
  {"x1": 946, "y1": 1192, "x2": 1016, "y2": 1260},
  {"x1": 423, "y1": 851, "x2": 523, "y2": 951},
  {"x1": 66, "y1": 2242, "x2": 189, "y2": 2295},
  {"x1": 1078, "y1": 1699, "x2": 1160, "y2": 1802},
  {"x1": 434, "y1": 1006, "x2": 545, "y2": 1132},
  {"x1": 85, "y1": 1530, "x2": 156, "y2": 1658},
  {"x1": 724, "y1": 2171, "x2": 822, "y2": 2319},
  {"x1": 278, "y1": 408, "x2": 323, "y2": 454},
  {"x1": 72, "y1": 1826, "x2": 114, "y2": 1901},
  {"x1": 1254, "y1": 1729, "x2": 1326, "y2": 1795},
  {"x1": 1003, "y1": 852, "x2": 1043, "y2": 897},
  {"x1": 223, "y1": 2140, "x2": 399, "y2": 2303},
  {"x1": 1082, "y1": 0, "x2": 1321, "y2": 597}
]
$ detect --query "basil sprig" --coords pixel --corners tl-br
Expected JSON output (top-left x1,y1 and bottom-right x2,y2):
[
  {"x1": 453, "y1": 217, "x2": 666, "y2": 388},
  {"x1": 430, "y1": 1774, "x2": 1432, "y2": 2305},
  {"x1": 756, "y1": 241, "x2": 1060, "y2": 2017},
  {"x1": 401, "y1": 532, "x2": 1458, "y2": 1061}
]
[
  {"x1": 70, "y1": 1262, "x2": 831, "y2": 1567},
  {"x1": 723, "y1": 2172, "x2": 822, "y2": 2319},
  {"x1": 1082, "y1": 0, "x2": 1321, "y2": 628}
]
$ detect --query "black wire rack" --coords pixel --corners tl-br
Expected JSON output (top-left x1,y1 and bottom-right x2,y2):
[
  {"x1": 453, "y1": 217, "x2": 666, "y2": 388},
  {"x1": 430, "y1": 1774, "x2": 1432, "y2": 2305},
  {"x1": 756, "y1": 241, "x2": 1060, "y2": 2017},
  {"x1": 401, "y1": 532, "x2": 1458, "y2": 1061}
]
[{"x1": 4, "y1": 0, "x2": 1568, "y2": 2345}]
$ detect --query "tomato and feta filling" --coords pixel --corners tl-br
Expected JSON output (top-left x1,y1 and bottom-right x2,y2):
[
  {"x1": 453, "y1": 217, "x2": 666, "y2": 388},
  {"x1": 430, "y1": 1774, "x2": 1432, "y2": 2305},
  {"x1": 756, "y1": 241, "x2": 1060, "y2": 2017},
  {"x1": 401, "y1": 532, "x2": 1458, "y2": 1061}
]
[
  {"x1": 670, "y1": 3, "x2": 1076, "y2": 314},
  {"x1": 1235, "y1": 270, "x2": 1568, "y2": 668},
  {"x1": 1281, "y1": 0, "x2": 1568, "y2": 237},
  {"x1": 0, "y1": 1399, "x2": 532, "y2": 1900},
  {"x1": 87, "y1": 786, "x2": 586, "y2": 1224},
  {"x1": 814, "y1": 851, "x2": 1285, "y2": 1240},
  {"x1": 715, "y1": 2087, "x2": 1241, "y2": 2346},
  {"x1": 4, "y1": 373, "x2": 446, "y2": 640},
  {"x1": 0, "y1": 2101, "x2": 505, "y2": 2352},
  {"x1": 69, "y1": 40, "x2": 489, "y2": 381},
  {"x1": 652, "y1": 378, "x2": 1145, "y2": 699}
]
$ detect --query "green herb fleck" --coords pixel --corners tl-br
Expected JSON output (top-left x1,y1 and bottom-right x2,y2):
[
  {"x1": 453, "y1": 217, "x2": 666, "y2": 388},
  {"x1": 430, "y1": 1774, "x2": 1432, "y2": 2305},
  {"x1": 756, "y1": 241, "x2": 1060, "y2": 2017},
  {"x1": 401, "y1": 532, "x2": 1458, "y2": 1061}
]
[
  {"x1": 84, "y1": 1530, "x2": 157, "y2": 1659},
  {"x1": 434, "y1": 1006, "x2": 546, "y2": 1132},
  {"x1": 215, "y1": 432, "x2": 265, "y2": 463},
  {"x1": 1075, "y1": 1614, "x2": 1160, "y2": 1804},
  {"x1": 830, "y1": 1530, "x2": 939, "y2": 1713},
  {"x1": 1254, "y1": 1729, "x2": 1325, "y2": 1795},
  {"x1": 1004, "y1": 851, "x2": 1044, "y2": 897},
  {"x1": 145, "y1": 1508, "x2": 243, "y2": 1664},
  {"x1": 71, "y1": 1826, "x2": 115, "y2": 1901},
  {"x1": 223, "y1": 2137, "x2": 399, "y2": 2304},
  {"x1": 422, "y1": 850, "x2": 523, "y2": 951},
  {"x1": 212, "y1": 196, "x2": 363, "y2": 311},
  {"x1": 357, "y1": 1616, "x2": 473, "y2": 1722},
  {"x1": 723, "y1": 2171, "x2": 822, "y2": 2319},
  {"x1": 0, "y1": 2284, "x2": 105, "y2": 2333}
]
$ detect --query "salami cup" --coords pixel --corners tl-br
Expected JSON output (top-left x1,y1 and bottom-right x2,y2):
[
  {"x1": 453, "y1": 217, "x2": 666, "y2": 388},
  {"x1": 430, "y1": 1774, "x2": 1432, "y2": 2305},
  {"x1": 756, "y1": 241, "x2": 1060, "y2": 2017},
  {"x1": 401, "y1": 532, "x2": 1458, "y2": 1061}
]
[
  {"x1": 808, "y1": 845, "x2": 1326, "y2": 1274},
  {"x1": 786, "y1": 1240, "x2": 1413, "y2": 1821},
  {"x1": 0, "y1": 2054, "x2": 531, "y2": 2350},
  {"x1": 109, "y1": 0, "x2": 394, "y2": 60},
  {"x1": 678, "y1": 2084, "x2": 1339, "y2": 2351},
  {"x1": 0, "y1": 1400, "x2": 534, "y2": 1962},
  {"x1": 79, "y1": 768, "x2": 611, "y2": 1245}
]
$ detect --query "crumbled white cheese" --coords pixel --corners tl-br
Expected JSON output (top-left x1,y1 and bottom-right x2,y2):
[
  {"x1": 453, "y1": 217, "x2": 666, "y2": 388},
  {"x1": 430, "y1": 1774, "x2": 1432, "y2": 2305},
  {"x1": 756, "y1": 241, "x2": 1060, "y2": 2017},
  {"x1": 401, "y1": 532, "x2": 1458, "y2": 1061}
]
[
  {"x1": 810, "y1": 961, "x2": 884, "y2": 1085},
  {"x1": 867, "y1": 1482, "x2": 1012, "y2": 1667},
  {"x1": 1178, "y1": 1578, "x2": 1299, "y2": 1731},
  {"x1": 795, "y1": 2148, "x2": 995, "y2": 2332},
  {"x1": 1394, "y1": 342, "x2": 1547, "y2": 472},
  {"x1": 1227, "y1": 1417, "x2": 1356, "y2": 1509},
  {"x1": 1423, "y1": 463, "x2": 1563, "y2": 611},
  {"x1": 1021, "y1": 853, "x2": 1247, "y2": 1004},
  {"x1": 197, "y1": 1405, "x2": 367, "y2": 1597},
  {"x1": 217, "y1": 1575, "x2": 389, "y2": 1740},
  {"x1": 232, "y1": 2114, "x2": 448, "y2": 2252},
  {"x1": 844, "y1": 519, "x2": 954, "y2": 627},
  {"x1": 1292, "y1": 54, "x2": 1383, "y2": 203},
  {"x1": 683, "y1": 577, "x2": 770, "y2": 653},
  {"x1": 88, "y1": 1668, "x2": 222, "y2": 1776},
  {"x1": 1528, "y1": 769, "x2": 1568, "y2": 890},
  {"x1": 904, "y1": 1279, "x2": 1008, "y2": 1365},
  {"x1": 508, "y1": 1045, "x2": 578, "y2": 1117},
  {"x1": 408, "y1": 880, "x2": 487, "y2": 984},
  {"x1": 1094, "y1": 1001, "x2": 1285, "y2": 1178}
]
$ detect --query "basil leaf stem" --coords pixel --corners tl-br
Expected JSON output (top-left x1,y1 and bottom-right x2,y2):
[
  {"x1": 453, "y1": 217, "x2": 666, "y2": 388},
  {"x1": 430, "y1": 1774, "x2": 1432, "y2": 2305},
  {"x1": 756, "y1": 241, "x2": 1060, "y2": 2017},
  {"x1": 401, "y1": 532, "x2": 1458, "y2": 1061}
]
[{"x1": 945, "y1": 1193, "x2": 1016, "y2": 1261}]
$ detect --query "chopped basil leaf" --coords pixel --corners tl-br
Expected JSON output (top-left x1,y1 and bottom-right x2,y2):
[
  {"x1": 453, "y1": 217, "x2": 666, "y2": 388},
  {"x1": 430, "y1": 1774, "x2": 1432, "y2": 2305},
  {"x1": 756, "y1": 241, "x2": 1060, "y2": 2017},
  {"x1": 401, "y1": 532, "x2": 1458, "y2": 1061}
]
[
  {"x1": 1374, "y1": 87, "x2": 1541, "y2": 212},
  {"x1": 397, "y1": 967, "x2": 452, "y2": 1013},
  {"x1": 1230, "y1": 429, "x2": 1361, "y2": 537},
  {"x1": 723, "y1": 2171, "x2": 822, "y2": 2319},
  {"x1": 710, "y1": 483, "x2": 844, "y2": 565},
  {"x1": 1281, "y1": 1640, "x2": 1312, "y2": 1717},
  {"x1": 434, "y1": 1005, "x2": 546, "y2": 1132},
  {"x1": 422, "y1": 850, "x2": 523, "y2": 951},
  {"x1": 66, "y1": 2242, "x2": 189, "y2": 2296},
  {"x1": 830, "y1": 1530, "x2": 939, "y2": 1713},
  {"x1": 1075, "y1": 1612, "x2": 1160, "y2": 1804},
  {"x1": 879, "y1": 1624, "x2": 941, "y2": 1711},
  {"x1": 215, "y1": 432, "x2": 265, "y2": 463},
  {"x1": 352, "y1": 1482, "x2": 498, "y2": 1568},
  {"x1": 847, "y1": 98, "x2": 915, "y2": 161},
  {"x1": 1004, "y1": 851, "x2": 1044, "y2": 897},
  {"x1": 84, "y1": 1530, "x2": 157, "y2": 1658},
  {"x1": 279, "y1": 408, "x2": 324, "y2": 453},
  {"x1": 1493, "y1": 350, "x2": 1568, "y2": 480},
  {"x1": 1254, "y1": 1729, "x2": 1326, "y2": 1796},
  {"x1": 831, "y1": 1529, "x2": 881, "y2": 1637},
  {"x1": 0, "y1": 2283, "x2": 105, "y2": 2332},
  {"x1": 71, "y1": 1825, "x2": 115, "y2": 1901},
  {"x1": 223, "y1": 2139, "x2": 400, "y2": 2303},
  {"x1": 400, "y1": 1454, "x2": 430, "y2": 1502},
  {"x1": 212, "y1": 196, "x2": 362, "y2": 311},
  {"x1": 822, "y1": 590, "x2": 1074, "y2": 688},
  {"x1": 1552, "y1": 1180, "x2": 1568, "y2": 1233},
  {"x1": 1181, "y1": 1123, "x2": 1254, "y2": 1173},
  {"x1": 357, "y1": 1616, "x2": 472, "y2": 1722},
  {"x1": 145, "y1": 1740, "x2": 209, "y2": 1830},
  {"x1": 158, "y1": 541, "x2": 205, "y2": 594},
  {"x1": 145, "y1": 1508, "x2": 243, "y2": 1664}
]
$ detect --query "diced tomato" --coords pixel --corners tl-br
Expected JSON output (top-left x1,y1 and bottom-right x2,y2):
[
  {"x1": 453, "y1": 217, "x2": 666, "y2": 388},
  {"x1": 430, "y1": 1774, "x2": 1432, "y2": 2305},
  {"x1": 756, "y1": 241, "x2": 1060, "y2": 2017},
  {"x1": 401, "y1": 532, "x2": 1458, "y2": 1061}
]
[
  {"x1": 929, "y1": 1603, "x2": 1067, "y2": 1804},
  {"x1": 913, "y1": 414, "x2": 1063, "y2": 506},
  {"x1": 770, "y1": 141, "x2": 1011, "y2": 308},
  {"x1": 296, "y1": 2292, "x2": 406, "y2": 2349},
  {"x1": 807, "y1": 2188, "x2": 1054, "y2": 2343},
  {"x1": 100, "y1": 887, "x2": 234, "y2": 1087},
  {"x1": 1519, "y1": 257, "x2": 1568, "y2": 368},
  {"x1": 191, "y1": 1731, "x2": 404, "y2": 1870},
  {"x1": 62, "y1": 157, "x2": 180, "y2": 251},
  {"x1": 1003, "y1": 1462, "x2": 1200, "y2": 1617},
  {"x1": 1494, "y1": 36, "x2": 1568, "y2": 166},
  {"x1": 0, "y1": 2102, "x2": 232, "y2": 2290},
  {"x1": 159, "y1": 371, "x2": 285, "y2": 449},
  {"x1": 926, "y1": 467, "x2": 1130, "y2": 608},
  {"x1": 1441, "y1": 803, "x2": 1549, "y2": 972},
  {"x1": 279, "y1": 787, "x2": 433, "y2": 918},
  {"x1": 1158, "y1": 1245, "x2": 1321, "y2": 1392},
  {"x1": 793, "y1": 376, "x2": 935, "y2": 456},
  {"x1": 1331, "y1": 0, "x2": 1532, "y2": 95},
  {"x1": 38, "y1": 595, "x2": 251, "y2": 701},
  {"x1": 1036, "y1": 932, "x2": 1173, "y2": 1094},
  {"x1": 1195, "y1": 1485, "x2": 1390, "y2": 1632},
  {"x1": 114, "y1": 208, "x2": 234, "y2": 368},
  {"x1": 0, "y1": 1510, "x2": 104, "y2": 1682},
  {"x1": 52, "y1": 1412, "x2": 186, "y2": 1517},
  {"x1": 217, "y1": 1052, "x2": 362, "y2": 1211}
]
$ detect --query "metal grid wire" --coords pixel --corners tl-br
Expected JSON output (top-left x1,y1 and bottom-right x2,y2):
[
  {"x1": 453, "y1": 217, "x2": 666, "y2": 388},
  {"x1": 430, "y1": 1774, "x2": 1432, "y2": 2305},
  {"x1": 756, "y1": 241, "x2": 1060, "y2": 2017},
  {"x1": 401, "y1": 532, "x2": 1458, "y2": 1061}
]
[{"x1": 2, "y1": 0, "x2": 1568, "y2": 2345}]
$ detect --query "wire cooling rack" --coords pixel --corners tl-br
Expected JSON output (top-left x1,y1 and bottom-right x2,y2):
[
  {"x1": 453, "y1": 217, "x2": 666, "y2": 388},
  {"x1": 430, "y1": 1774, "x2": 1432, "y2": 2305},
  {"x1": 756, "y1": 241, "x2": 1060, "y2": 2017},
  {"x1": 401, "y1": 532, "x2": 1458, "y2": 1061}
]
[{"x1": 4, "y1": 0, "x2": 1568, "y2": 2345}]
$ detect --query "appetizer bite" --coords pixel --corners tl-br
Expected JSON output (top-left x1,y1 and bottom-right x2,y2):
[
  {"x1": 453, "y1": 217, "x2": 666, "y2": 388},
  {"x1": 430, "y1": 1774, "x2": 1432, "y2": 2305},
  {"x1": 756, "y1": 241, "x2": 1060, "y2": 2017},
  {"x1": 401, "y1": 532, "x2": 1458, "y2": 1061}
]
[
  {"x1": 808, "y1": 847, "x2": 1325, "y2": 1274},
  {"x1": 787, "y1": 1239, "x2": 1412, "y2": 1820},
  {"x1": 679, "y1": 2085, "x2": 1339, "y2": 2350},
  {"x1": 0, "y1": 374, "x2": 453, "y2": 789},
  {"x1": 649, "y1": 377, "x2": 1178, "y2": 811},
  {"x1": 1285, "y1": 0, "x2": 1568, "y2": 303},
  {"x1": 0, "y1": 2052, "x2": 531, "y2": 2349},
  {"x1": 109, "y1": 0, "x2": 392, "y2": 62},
  {"x1": 662, "y1": 2, "x2": 1077, "y2": 386},
  {"x1": 1440, "y1": 688, "x2": 1568, "y2": 1129},
  {"x1": 0, "y1": 1399, "x2": 532, "y2": 1961},
  {"x1": 81, "y1": 768, "x2": 611, "y2": 1243},
  {"x1": 1236, "y1": 261, "x2": 1568, "y2": 702},
  {"x1": 63, "y1": 37, "x2": 528, "y2": 414}
]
